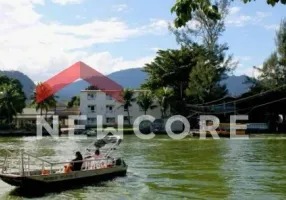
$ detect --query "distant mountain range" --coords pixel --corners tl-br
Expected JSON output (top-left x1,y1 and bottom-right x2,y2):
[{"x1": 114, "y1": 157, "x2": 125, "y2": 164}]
[
  {"x1": 0, "y1": 70, "x2": 35, "y2": 98},
  {"x1": 1, "y1": 68, "x2": 251, "y2": 101}
]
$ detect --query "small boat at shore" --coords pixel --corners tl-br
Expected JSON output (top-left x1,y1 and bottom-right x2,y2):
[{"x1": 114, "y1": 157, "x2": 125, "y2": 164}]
[
  {"x1": 86, "y1": 130, "x2": 97, "y2": 137},
  {"x1": 0, "y1": 136, "x2": 127, "y2": 190},
  {"x1": 191, "y1": 123, "x2": 247, "y2": 138}
]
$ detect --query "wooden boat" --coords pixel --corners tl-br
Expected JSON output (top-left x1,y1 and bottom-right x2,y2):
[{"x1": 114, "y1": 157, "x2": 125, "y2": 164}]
[
  {"x1": 192, "y1": 123, "x2": 247, "y2": 138},
  {"x1": 86, "y1": 130, "x2": 97, "y2": 137},
  {"x1": 0, "y1": 136, "x2": 127, "y2": 190}
]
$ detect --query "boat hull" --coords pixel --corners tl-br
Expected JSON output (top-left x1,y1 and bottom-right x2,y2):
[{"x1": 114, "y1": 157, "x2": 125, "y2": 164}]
[{"x1": 0, "y1": 166, "x2": 127, "y2": 189}]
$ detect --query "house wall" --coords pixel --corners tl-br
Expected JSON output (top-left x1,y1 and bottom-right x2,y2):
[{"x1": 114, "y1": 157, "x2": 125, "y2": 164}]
[{"x1": 80, "y1": 90, "x2": 162, "y2": 126}]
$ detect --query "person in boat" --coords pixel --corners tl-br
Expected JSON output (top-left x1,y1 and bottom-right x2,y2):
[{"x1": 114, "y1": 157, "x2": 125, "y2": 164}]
[
  {"x1": 94, "y1": 149, "x2": 102, "y2": 159},
  {"x1": 70, "y1": 151, "x2": 83, "y2": 171}
]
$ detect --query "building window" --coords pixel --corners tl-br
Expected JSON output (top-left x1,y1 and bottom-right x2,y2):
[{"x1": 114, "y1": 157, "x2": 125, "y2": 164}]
[
  {"x1": 88, "y1": 105, "x2": 96, "y2": 113},
  {"x1": 106, "y1": 105, "x2": 114, "y2": 113},
  {"x1": 87, "y1": 93, "x2": 96, "y2": 100},
  {"x1": 87, "y1": 117, "x2": 96, "y2": 125},
  {"x1": 124, "y1": 116, "x2": 132, "y2": 122},
  {"x1": 106, "y1": 95, "x2": 113, "y2": 100},
  {"x1": 106, "y1": 117, "x2": 115, "y2": 124}
]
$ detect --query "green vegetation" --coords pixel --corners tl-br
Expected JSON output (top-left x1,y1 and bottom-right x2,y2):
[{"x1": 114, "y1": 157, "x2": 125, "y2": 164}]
[
  {"x1": 171, "y1": 0, "x2": 286, "y2": 28},
  {"x1": 0, "y1": 76, "x2": 26, "y2": 124},
  {"x1": 67, "y1": 96, "x2": 80, "y2": 108},
  {"x1": 155, "y1": 87, "x2": 174, "y2": 119},
  {"x1": 143, "y1": 0, "x2": 233, "y2": 116},
  {"x1": 136, "y1": 91, "x2": 157, "y2": 115},
  {"x1": 122, "y1": 89, "x2": 136, "y2": 125}
]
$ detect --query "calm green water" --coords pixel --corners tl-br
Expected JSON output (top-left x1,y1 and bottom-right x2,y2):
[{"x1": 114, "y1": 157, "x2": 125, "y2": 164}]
[{"x1": 0, "y1": 135, "x2": 286, "y2": 200}]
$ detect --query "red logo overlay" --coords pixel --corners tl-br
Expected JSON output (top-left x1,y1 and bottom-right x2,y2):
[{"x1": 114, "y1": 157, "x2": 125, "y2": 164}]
[{"x1": 36, "y1": 61, "x2": 123, "y2": 103}]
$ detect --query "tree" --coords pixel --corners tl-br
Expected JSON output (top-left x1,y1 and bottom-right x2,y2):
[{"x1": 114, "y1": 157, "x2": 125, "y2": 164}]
[
  {"x1": 171, "y1": 0, "x2": 234, "y2": 104},
  {"x1": 30, "y1": 82, "x2": 57, "y2": 117},
  {"x1": 186, "y1": 61, "x2": 228, "y2": 103},
  {"x1": 137, "y1": 91, "x2": 157, "y2": 115},
  {"x1": 240, "y1": 18, "x2": 286, "y2": 128},
  {"x1": 255, "y1": 18, "x2": 286, "y2": 88},
  {"x1": 68, "y1": 96, "x2": 80, "y2": 108},
  {"x1": 142, "y1": 46, "x2": 207, "y2": 115},
  {"x1": 0, "y1": 76, "x2": 26, "y2": 124},
  {"x1": 171, "y1": 0, "x2": 230, "y2": 50},
  {"x1": 155, "y1": 87, "x2": 174, "y2": 118},
  {"x1": 121, "y1": 89, "x2": 136, "y2": 125},
  {"x1": 171, "y1": 0, "x2": 286, "y2": 28}
]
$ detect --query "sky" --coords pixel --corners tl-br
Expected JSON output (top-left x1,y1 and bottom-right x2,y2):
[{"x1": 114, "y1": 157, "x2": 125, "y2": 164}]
[{"x1": 0, "y1": 0, "x2": 285, "y2": 82}]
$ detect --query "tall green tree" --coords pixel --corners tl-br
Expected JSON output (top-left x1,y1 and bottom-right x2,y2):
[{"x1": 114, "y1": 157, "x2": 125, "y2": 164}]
[
  {"x1": 0, "y1": 76, "x2": 26, "y2": 124},
  {"x1": 137, "y1": 91, "x2": 157, "y2": 115},
  {"x1": 142, "y1": 46, "x2": 208, "y2": 115},
  {"x1": 122, "y1": 89, "x2": 136, "y2": 125},
  {"x1": 186, "y1": 61, "x2": 228, "y2": 103},
  {"x1": 68, "y1": 96, "x2": 80, "y2": 108},
  {"x1": 239, "y1": 18, "x2": 286, "y2": 128},
  {"x1": 172, "y1": 0, "x2": 234, "y2": 103},
  {"x1": 143, "y1": 1, "x2": 234, "y2": 116},
  {"x1": 171, "y1": 0, "x2": 286, "y2": 28},
  {"x1": 155, "y1": 87, "x2": 174, "y2": 118},
  {"x1": 255, "y1": 18, "x2": 286, "y2": 88}
]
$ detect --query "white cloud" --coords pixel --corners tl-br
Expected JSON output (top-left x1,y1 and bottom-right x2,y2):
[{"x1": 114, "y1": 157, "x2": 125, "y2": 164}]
[
  {"x1": 145, "y1": 19, "x2": 170, "y2": 35},
  {"x1": 235, "y1": 64, "x2": 262, "y2": 78},
  {"x1": 84, "y1": 52, "x2": 154, "y2": 74},
  {"x1": 226, "y1": 9, "x2": 272, "y2": 27},
  {"x1": 0, "y1": 0, "x2": 166, "y2": 82},
  {"x1": 51, "y1": 0, "x2": 84, "y2": 5},
  {"x1": 112, "y1": 4, "x2": 128, "y2": 12},
  {"x1": 264, "y1": 24, "x2": 279, "y2": 30},
  {"x1": 229, "y1": 7, "x2": 241, "y2": 15}
]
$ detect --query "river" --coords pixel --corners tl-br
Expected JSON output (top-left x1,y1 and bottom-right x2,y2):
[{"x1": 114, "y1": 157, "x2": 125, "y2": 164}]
[{"x1": 0, "y1": 135, "x2": 286, "y2": 200}]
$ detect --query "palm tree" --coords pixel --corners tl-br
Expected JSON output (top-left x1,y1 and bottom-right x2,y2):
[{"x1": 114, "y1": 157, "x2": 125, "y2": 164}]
[
  {"x1": 44, "y1": 95, "x2": 57, "y2": 119},
  {"x1": 122, "y1": 89, "x2": 135, "y2": 125},
  {"x1": 30, "y1": 82, "x2": 57, "y2": 118},
  {"x1": 155, "y1": 87, "x2": 174, "y2": 119},
  {"x1": 67, "y1": 96, "x2": 80, "y2": 108},
  {"x1": 137, "y1": 91, "x2": 157, "y2": 115}
]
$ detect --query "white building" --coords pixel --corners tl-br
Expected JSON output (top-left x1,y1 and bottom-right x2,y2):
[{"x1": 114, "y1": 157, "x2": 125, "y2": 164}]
[{"x1": 80, "y1": 90, "x2": 162, "y2": 126}]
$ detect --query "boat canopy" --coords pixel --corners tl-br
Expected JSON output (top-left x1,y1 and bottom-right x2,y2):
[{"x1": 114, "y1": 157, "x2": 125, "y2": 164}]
[{"x1": 93, "y1": 136, "x2": 122, "y2": 149}]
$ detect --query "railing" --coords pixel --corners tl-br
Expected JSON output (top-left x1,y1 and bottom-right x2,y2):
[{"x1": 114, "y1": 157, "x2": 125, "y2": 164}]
[{"x1": 1, "y1": 150, "x2": 115, "y2": 176}]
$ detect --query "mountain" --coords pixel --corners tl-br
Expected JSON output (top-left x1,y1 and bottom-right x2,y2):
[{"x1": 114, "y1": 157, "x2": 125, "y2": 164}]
[
  {"x1": 56, "y1": 68, "x2": 148, "y2": 100},
  {"x1": 107, "y1": 68, "x2": 148, "y2": 88},
  {"x1": 221, "y1": 75, "x2": 251, "y2": 96},
  {"x1": 0, "y1": 68, "x2": 251, "y2": 101},
  {"x1": 56, "y1": 68, "x2": 251, "y2": 100},
  {"x1": 0, "y1": 70, "x2": 35, "y2": 98}
]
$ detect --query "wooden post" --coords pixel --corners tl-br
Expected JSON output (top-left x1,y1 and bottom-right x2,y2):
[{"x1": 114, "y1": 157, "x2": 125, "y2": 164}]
[{"x1": 21, "y1": 150, "x2": 24, "y2": 176}]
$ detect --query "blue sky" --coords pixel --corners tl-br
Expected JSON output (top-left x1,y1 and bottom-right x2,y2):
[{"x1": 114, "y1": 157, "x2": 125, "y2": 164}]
[{"x1": 0, "y1": 0, "x2": 285, "y2": 82}]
